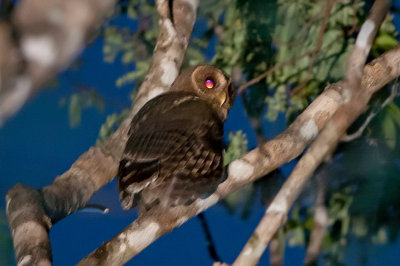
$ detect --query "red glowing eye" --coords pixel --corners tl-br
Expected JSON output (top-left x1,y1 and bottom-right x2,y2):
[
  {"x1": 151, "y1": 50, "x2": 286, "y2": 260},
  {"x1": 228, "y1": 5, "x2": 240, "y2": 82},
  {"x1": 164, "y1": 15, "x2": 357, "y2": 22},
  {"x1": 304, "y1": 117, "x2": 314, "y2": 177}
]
[{"x1": 205, "y1": 79, "x2": 214, "y2": 89}]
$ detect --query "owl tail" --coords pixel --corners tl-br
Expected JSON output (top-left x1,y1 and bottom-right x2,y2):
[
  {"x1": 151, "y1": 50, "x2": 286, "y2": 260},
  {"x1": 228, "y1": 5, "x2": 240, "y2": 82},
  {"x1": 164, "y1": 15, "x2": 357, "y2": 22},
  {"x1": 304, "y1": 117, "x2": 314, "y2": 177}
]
[{"x1": 118, "y1": 158, "x2": 160, "y2": 210}]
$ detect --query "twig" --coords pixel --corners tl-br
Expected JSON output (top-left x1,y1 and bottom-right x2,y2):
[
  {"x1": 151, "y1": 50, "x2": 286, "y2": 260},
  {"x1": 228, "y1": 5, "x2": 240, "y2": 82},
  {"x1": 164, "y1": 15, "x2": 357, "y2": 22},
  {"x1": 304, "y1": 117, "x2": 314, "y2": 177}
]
[
  {"x1": 232, "y1": 1, "x2": 390, "y2": 265},
  {"x1": 198, "y1": 213, "x2": 222, "y2": 263},
  {"x1": 238, "y1": 51, "x2": 313, "y2": 93},
  {"x1": 238, "y1": 0, "x2": 335, "y2": 94},
  {"x1": 292, "y1": 0, "x2": 335, "y2": 95},
  {"x1": 342, "y1": 80, "x2": 399, "y2": 142}
]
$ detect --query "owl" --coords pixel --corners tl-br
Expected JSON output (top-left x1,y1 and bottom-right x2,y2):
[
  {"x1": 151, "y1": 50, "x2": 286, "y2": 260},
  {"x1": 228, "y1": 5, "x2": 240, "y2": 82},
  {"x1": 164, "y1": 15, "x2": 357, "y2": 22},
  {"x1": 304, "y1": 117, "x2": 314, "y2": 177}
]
[{"x1": 118, "y1": 65, "x2": 235, "y2": 213}]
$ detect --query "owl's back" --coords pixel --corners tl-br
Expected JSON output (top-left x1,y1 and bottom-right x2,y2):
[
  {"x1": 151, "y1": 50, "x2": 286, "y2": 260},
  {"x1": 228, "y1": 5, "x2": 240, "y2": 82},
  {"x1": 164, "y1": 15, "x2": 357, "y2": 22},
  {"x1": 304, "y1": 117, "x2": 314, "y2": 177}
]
[{"x1": 118, "y1": 91, "x2": 224, "y2": 212}]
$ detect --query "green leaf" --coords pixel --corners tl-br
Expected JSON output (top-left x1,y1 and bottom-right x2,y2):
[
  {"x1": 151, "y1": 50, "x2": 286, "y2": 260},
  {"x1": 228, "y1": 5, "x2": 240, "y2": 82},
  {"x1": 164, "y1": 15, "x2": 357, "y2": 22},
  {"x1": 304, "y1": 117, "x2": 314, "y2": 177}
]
[
  {"x1": 387, "y1": 103, "x2": 400, "y2": 127},
  {"x1": 265, "y1": 85, "x2": 287, "y2": 121},
  {"x1": 97, "y1": 109, "x2": 129, "y2": 142},
  {"x1": 375, "y1": 33, "x2": 398, "y2": 51},
  {"x1": 371, "y1": 228, "x2": 388, "y2": 245},
  {"x1": 223, "y1": 130, "x2": 248, "y2": 166},
  {"x1": 116, "y1": 61, "x2": 149, "y2": 87},
  {"x1": 288, "y1": 227, "x2": 305, "y2": 247},
  {"x1": 382, "y1": 114, "x2": 397, "y2": 149},
  {"x1": 67, "y1": 90, "x2": 105, "y2": 127},
  {"x1": 69, "y1": 94, "x2": 82, "y2": 127}
]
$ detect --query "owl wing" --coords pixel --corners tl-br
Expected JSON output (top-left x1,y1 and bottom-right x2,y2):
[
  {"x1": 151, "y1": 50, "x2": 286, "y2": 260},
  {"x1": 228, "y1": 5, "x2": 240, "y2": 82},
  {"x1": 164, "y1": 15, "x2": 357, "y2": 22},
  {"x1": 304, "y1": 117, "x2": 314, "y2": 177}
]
[{"x1": 118, "y1": 92, "x2": 224, "y2": 211}]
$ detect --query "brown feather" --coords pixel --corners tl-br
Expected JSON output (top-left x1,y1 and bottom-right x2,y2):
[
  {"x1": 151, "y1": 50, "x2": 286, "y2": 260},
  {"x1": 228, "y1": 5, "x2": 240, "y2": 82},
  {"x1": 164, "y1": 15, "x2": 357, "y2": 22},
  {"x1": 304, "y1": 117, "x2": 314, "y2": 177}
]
[{"x1": 117, "y1": 65, "x2": 235, "y2": 213}]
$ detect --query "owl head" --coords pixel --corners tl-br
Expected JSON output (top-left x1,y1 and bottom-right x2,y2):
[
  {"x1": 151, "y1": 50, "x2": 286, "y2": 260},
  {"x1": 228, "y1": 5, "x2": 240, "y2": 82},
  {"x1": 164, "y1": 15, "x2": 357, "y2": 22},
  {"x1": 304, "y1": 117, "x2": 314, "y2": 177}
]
[{"x1": 170, "y1": 65, "x2": 236, "y2": 120}]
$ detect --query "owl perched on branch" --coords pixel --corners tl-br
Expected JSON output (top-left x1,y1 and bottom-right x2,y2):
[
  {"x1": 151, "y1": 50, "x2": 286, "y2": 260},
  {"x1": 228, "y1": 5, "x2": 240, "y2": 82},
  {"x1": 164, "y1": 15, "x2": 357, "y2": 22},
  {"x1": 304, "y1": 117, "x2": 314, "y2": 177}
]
[{"x1": 118, "y1": 65, "x2": 235, "y2": 213}]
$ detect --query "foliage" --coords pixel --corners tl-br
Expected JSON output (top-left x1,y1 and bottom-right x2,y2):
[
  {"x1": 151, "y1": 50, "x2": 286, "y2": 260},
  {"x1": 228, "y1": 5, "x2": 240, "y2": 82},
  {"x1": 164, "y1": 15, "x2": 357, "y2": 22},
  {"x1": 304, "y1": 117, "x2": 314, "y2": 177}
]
[
  {"x1": 97, "y1": 109, "x2": 129, "y2": 143},
  {"x1": 222, "y1": 130, "x2": 254, "y2": 219},
  {"x1": 223, "y1": 130, "x2": 248, "y2": 166},
  {"x1": 60, "y1": 89, "x2": 105, "y2": 128}
]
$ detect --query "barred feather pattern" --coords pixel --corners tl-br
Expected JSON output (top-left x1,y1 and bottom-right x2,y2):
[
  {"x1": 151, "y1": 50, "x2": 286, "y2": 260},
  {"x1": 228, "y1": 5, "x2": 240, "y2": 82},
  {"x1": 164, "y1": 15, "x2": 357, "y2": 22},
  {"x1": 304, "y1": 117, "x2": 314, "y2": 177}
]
[{"x1": 118, "y1": 91, "x2": 224, "y2": 212}]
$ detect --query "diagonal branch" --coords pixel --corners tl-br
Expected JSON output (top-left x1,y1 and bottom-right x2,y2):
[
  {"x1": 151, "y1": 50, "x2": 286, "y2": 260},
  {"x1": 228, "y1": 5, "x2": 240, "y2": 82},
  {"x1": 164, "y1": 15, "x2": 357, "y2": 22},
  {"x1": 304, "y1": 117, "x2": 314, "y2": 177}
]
[
  {"x1": 79, "y1": 45, "x2": 400, "y2": 266},
  {"x1": 6, "y1": 0, "x2": 199, "y2": 265},
  {"x1": 232, "y1": 1, "x2": 391, "y2": 265}
]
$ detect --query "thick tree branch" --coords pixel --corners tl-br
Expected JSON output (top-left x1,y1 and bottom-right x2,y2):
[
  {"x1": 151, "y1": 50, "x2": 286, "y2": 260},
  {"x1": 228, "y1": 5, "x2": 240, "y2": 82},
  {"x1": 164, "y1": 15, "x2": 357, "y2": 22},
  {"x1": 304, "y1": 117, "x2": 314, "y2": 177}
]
[
  {"x1": 232, "y1": 1, "x2": 390, "y2": 265},
  {"x1": 6, "y1": 0, "x2": 198, "y2": 265},
  {"x1": 0, "y1": 0, "x2": 117, "y2": 126}
]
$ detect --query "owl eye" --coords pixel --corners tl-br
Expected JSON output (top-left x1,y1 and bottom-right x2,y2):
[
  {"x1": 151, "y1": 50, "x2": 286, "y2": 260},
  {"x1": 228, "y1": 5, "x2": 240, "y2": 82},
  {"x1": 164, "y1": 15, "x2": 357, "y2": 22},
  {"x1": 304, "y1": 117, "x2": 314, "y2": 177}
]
[{"x1": 205, "y1": 79, "x2": 214, "y2": 89}]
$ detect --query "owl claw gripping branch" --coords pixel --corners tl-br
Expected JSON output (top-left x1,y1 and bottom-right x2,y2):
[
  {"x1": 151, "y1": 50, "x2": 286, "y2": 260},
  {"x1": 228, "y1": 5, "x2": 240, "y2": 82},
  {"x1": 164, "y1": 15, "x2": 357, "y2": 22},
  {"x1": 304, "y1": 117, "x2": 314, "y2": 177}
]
[{"x1": 117, "y1": 65, "x2": 235, "y2": 214}]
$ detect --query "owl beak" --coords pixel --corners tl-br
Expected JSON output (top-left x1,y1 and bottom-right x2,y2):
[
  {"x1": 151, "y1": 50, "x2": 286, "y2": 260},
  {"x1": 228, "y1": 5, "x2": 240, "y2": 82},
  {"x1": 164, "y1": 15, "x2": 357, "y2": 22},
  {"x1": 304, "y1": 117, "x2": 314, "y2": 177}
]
[{"x1": 217, "y1": 92, "x2": 227, "y2": 106}]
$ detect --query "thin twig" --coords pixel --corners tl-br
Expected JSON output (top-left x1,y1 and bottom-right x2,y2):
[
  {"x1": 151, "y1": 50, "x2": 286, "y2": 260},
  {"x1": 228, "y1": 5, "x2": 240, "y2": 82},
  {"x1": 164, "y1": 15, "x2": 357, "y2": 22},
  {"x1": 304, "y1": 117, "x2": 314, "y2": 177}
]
[
  {"x1": 198, "y1": 213, "x2": 222, "y2": 263},
  {"x1": 292, "y1": 0, "x2": 335, "y2": 95},
  {"x1": 239, "y1": 0, "x2": 335, "y2": 94},
  {"x1": 342, "y1": 80, "x2": 399, "y2": 142},
  {"x1": 238, "y1": 51, "x2": 313, "y2": 93}
]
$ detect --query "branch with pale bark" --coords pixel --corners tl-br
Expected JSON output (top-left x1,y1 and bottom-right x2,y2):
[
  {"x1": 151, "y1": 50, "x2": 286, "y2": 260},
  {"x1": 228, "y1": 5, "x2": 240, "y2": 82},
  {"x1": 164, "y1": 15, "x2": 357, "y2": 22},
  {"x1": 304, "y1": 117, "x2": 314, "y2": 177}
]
[
  {"x1": 6, "y1": 0, "x2": 198, "y2": 265},
  {"x1": 232, "y1": 1, "x2": 391, "y2": 265}
]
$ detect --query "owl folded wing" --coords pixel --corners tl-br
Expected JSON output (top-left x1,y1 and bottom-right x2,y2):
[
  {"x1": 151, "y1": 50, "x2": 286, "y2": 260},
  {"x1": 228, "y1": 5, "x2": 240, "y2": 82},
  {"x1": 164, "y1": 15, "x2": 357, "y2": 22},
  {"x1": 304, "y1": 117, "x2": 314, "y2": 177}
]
[{"x1": 118, "y1": 93, "x2": 224, "y2": 211}]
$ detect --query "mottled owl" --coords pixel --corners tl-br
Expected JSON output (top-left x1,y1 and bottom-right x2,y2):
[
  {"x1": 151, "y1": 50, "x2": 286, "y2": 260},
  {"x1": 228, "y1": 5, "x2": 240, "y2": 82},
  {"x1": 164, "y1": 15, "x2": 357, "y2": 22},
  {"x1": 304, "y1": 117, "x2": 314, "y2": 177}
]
[{"x1": 118, "y1": 65, "x2": 235, "y2": 213}]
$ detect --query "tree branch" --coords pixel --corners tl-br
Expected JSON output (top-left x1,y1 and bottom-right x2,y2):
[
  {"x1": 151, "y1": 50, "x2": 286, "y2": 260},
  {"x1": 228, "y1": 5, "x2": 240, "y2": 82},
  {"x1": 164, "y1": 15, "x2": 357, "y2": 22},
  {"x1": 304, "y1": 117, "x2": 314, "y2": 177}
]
[
  {"x1": 6, "y1": 0, "x2": 198, "y2": 265},
  {"x1": 232, "y1": 1, "x2": 390, "y2": 265},
  {"x1": 0, "y1": 0, "x2": 117, "y2": 126}
]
